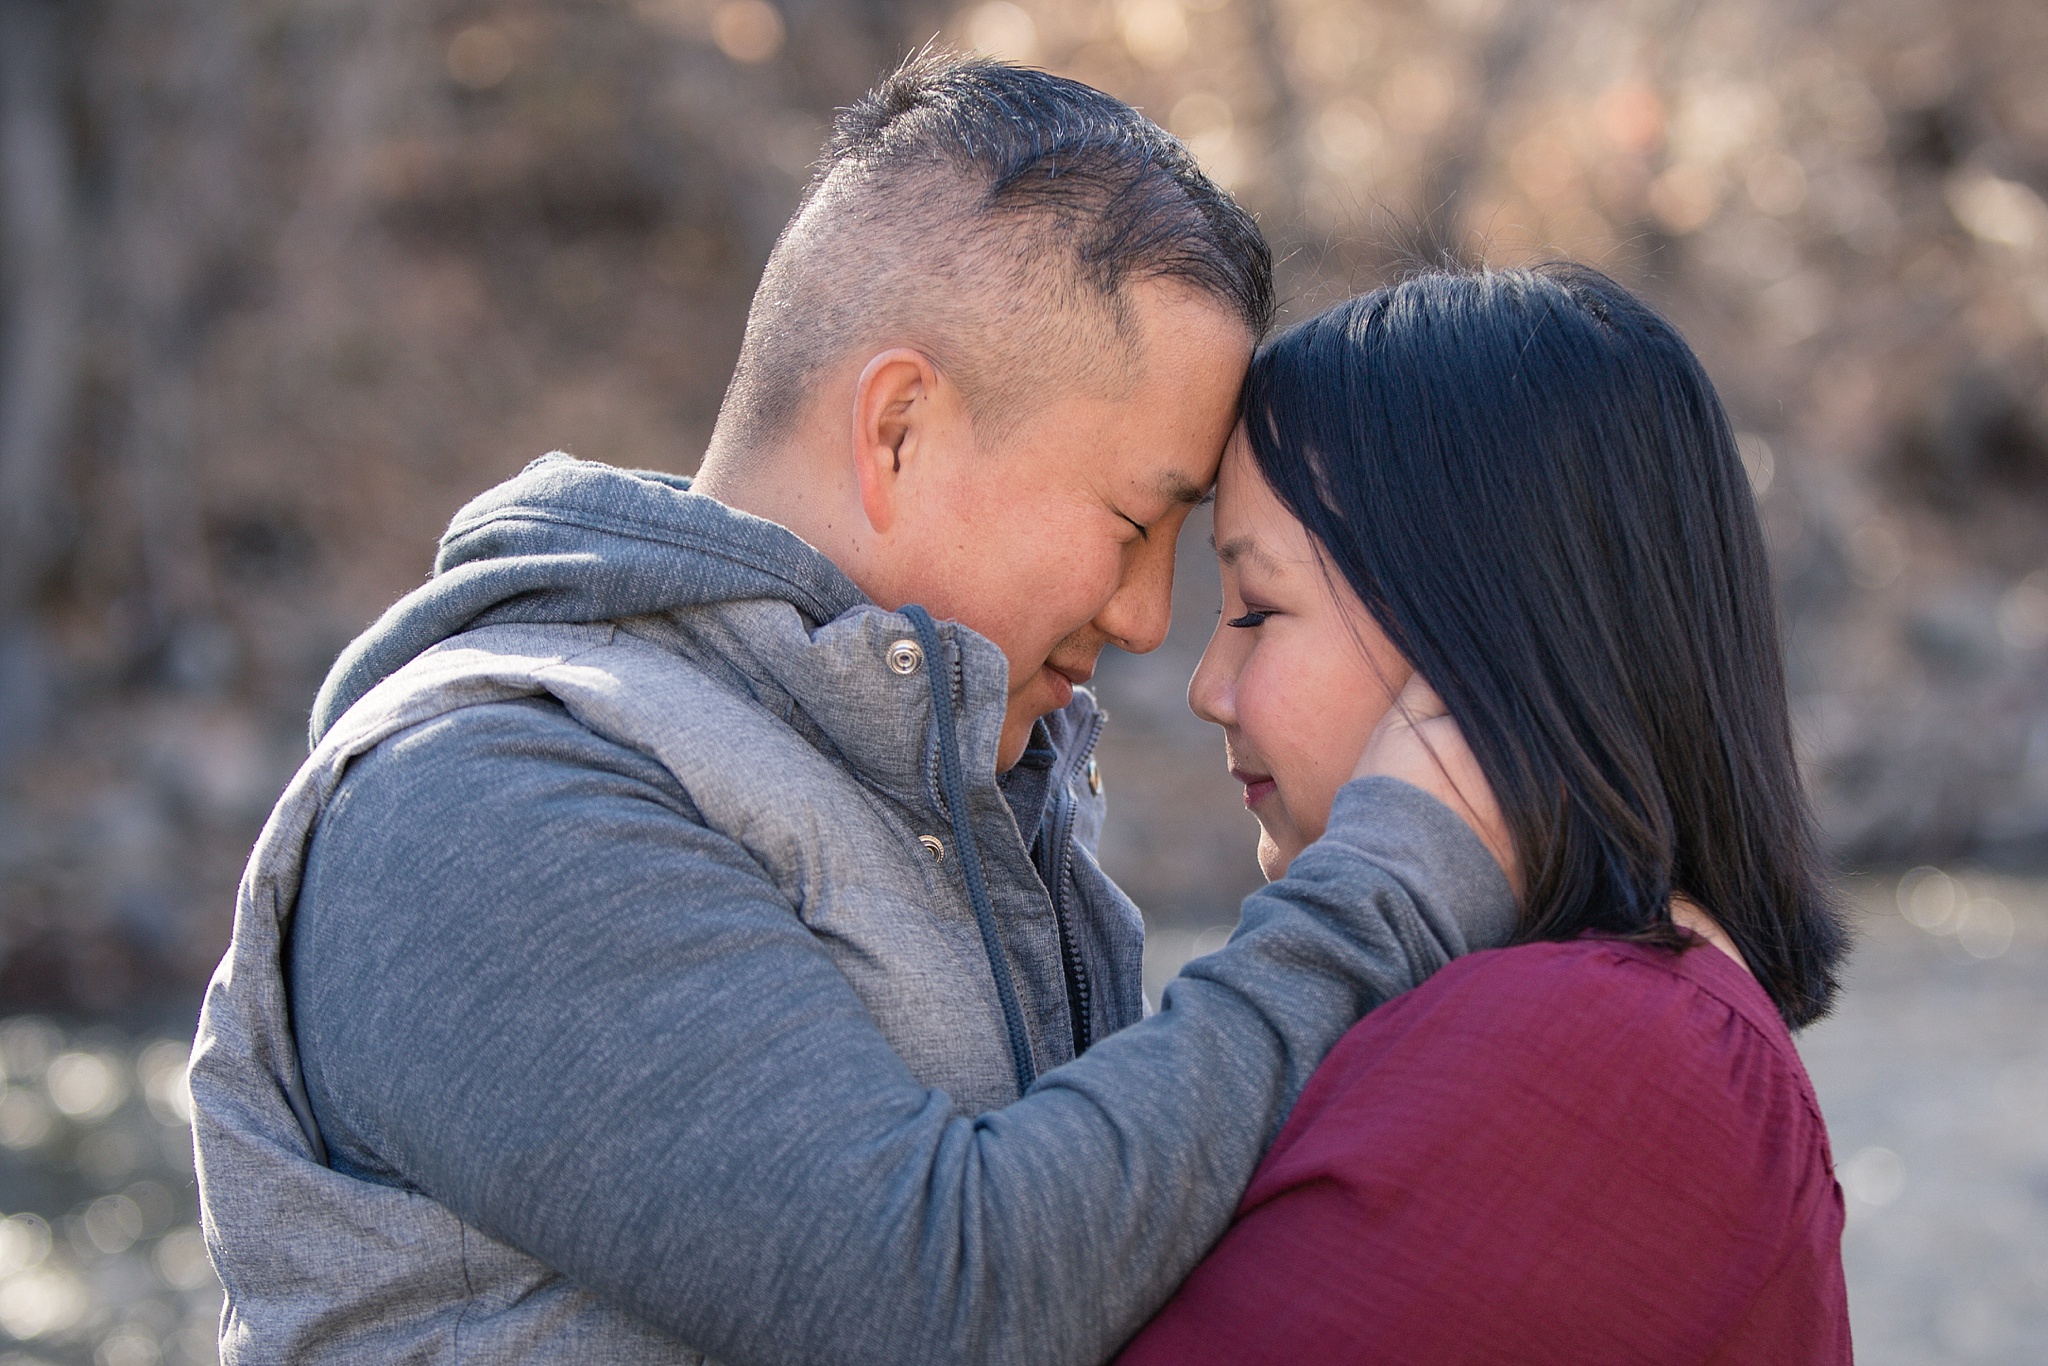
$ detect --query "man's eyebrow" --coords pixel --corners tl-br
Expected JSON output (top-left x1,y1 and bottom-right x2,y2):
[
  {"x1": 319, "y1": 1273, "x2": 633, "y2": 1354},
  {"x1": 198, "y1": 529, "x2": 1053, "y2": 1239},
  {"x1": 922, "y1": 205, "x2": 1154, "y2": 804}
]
[{"x1": 1160, "y1": 472, "x2": 1209, "y2": 507}]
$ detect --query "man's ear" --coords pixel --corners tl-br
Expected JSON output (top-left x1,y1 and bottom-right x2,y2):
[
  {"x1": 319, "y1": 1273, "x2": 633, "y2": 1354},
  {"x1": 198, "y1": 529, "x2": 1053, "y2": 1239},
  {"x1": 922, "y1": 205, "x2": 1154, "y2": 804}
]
[{"x1": 851, "y1": 348, "x2": 941, "y2": 536}]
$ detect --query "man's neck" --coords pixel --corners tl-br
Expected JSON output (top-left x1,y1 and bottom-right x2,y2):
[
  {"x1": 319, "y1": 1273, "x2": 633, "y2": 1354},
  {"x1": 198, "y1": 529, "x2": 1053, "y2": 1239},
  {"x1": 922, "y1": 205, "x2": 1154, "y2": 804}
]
[{"x1": 694, "y1": 447, "x2": 881, "y2": 604}]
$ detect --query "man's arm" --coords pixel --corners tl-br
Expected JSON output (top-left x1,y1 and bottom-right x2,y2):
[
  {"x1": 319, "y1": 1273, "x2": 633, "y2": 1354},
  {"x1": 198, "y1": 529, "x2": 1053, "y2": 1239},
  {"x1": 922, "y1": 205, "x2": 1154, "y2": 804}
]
[{"x1": 291, "y1": 700, "x2": 1514, "y2": 1366}]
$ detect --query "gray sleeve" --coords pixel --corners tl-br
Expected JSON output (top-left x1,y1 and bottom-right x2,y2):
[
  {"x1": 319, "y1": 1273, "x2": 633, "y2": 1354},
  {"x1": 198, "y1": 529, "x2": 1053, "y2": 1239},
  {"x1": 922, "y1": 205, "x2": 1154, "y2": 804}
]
[{"x1": 291, "y1": 703, "x2": 1515, "y2": 1366}]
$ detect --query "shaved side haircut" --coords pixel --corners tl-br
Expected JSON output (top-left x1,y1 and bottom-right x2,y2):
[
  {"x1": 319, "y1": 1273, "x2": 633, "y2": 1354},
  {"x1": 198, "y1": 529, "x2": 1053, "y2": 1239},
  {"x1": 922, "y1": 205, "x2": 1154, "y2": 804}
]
[{"x1": 711, "y1": 51, "x2": 1274, "y2": 455}]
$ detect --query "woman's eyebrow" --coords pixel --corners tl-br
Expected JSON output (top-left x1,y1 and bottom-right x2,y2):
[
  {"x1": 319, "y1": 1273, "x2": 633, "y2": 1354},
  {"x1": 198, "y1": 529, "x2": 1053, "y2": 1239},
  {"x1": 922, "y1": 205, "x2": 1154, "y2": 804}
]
[{"x1": 1212, "y1": 533, "x2": 1280, "y2": 573}]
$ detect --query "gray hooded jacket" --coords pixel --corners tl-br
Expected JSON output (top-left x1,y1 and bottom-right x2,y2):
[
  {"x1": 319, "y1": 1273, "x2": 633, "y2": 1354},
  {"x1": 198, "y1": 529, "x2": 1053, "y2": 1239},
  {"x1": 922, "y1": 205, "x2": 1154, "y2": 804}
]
[{"x1": 189, "y1": 455, "x2": 1517, "y2": 1365}]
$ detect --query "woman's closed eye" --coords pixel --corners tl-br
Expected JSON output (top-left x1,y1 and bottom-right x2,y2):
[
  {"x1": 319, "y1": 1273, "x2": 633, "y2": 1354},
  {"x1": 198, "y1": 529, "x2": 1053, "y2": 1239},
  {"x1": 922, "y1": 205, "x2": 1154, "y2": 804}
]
[{"x1": 1226, "y1": 610, "x2": 1272, "y2": 628}]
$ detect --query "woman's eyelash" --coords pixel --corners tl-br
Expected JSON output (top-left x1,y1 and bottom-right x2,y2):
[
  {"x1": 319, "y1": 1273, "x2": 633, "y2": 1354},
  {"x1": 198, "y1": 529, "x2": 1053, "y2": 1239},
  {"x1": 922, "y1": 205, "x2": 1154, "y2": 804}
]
[{"x1": 1226, "y1": 610, "x2": 1271, "y2": 628}]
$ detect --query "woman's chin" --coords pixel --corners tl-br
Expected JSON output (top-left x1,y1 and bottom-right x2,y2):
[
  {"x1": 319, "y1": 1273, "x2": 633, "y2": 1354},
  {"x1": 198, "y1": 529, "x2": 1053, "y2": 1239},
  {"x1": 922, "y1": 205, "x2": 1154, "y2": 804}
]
[{"x1": 1255, "y1": 830, "x2": 1289, "y2": 882}]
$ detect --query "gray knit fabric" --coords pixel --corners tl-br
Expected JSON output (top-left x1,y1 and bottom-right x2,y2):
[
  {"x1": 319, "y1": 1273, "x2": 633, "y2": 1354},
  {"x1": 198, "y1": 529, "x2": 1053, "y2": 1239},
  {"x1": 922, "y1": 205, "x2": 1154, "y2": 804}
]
[{"x1": 190, "y1": 455, "x2": 1518, "y2": 1364}]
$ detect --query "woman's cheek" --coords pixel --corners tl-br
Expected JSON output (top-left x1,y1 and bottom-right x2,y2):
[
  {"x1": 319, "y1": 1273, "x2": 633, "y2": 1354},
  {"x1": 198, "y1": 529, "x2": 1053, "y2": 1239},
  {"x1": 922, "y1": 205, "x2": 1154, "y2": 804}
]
[
  {"x1": 1240, "y1": 654, "x2": 1300, "y2": 760},
  {"x1": 1262, "y1": 745, "x2": 1319, "y2": 863},
  {"x1": 1288, "y1": 659, "x2": 1381, "y2": 844}
]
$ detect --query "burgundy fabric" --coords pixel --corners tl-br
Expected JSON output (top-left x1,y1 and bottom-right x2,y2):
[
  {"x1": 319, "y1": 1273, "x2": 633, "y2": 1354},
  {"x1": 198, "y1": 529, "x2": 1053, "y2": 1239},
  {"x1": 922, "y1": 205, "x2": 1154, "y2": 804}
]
[{"x1": 1117, "y1": 937, "x2": 1850, "y2": 1366}]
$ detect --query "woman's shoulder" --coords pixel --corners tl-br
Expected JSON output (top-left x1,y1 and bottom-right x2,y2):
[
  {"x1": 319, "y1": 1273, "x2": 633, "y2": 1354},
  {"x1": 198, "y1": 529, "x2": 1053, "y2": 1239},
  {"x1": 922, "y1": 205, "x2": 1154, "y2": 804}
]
[
  {"x1": 1171, "y1": 949, "x2": 1847, "y2": 1366},
  {"x1": 1377, "y1": 934, "x2": 1800, "y2": 1066},
  {"x1": 1273, "y1": 935, "x2": 1831, "y2": 1175},
  {"x1": 1238, "y1": 934, "x2": 1843, "y2": 1281}
]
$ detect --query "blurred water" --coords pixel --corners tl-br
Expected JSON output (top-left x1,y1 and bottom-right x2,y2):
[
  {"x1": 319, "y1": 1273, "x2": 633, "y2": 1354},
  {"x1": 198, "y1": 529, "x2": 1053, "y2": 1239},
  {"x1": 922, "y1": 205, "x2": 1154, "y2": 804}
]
[
  {"x1": 1801, "y1": 873, "x2": 2048, "y2": 1363},
  {"x1": 2, "y1": 874, "x2": 2040, "y2": 1362},
  {"x1": 0, "y1": 1017, "x2": 218, "y2": 1366}
]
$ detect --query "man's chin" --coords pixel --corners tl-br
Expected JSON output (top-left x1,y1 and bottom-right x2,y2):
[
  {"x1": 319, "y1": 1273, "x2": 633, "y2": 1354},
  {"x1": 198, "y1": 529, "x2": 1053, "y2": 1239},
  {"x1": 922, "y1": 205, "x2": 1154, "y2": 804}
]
[
  {"x1": 995, "y1": 664, "x2": 1087, "y2": 770},
  {"x1": 995, "y1": 723, "x2": 1033, "y2": 773},
  {"x1": 996, "y1": 703, "x2": 1056, "y2": 772}
]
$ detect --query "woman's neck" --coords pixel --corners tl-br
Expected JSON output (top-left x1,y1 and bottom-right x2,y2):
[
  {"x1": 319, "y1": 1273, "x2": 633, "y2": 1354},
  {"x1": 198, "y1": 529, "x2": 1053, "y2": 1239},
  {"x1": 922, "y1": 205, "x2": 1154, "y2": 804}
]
[{"x1": 1671, "y1": 896, "x2": 1751, "y2": 974}]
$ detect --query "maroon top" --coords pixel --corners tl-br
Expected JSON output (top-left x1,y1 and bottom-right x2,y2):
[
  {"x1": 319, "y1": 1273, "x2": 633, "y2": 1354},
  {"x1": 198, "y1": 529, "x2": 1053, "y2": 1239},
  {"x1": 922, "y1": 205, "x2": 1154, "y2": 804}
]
[{"x1": 1118, "y1": 937, "x2": 1849, "y2": 1366}]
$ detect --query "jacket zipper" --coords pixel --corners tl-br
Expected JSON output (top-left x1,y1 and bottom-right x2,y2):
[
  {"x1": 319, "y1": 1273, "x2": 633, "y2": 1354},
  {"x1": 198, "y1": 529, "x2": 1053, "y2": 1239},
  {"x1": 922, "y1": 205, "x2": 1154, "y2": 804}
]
[
  {"x1": 923, "y1": 618, "x2": 1101, "y2": 1069},
  {"x1": 1047, "y1": 710, "x2": 1105, "y2": 1058},
  {"x1": 904, "y1": 607, "x2": 1038, "y2": 1095}
]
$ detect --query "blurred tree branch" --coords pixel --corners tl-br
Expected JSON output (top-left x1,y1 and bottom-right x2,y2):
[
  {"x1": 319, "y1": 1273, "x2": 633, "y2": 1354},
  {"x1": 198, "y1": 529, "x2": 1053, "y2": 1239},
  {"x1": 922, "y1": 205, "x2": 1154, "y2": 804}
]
[
  {"x1": 0, "y1": 0, "x2": 82, "y2": 618},
  {"x1": 0, "y1": 0, "x2": 81, "y2": 763},
  {"x1": 97, "y1": 0, "x2": 263, "y2": 685},
  {"x1": 1416, "y1": 0, "x2": 1541, "y2": 265}
]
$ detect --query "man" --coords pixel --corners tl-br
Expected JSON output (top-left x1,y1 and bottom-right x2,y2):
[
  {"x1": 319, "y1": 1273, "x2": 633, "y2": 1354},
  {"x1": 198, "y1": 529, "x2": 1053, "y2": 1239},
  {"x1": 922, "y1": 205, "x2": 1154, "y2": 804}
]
[{"x1": 191, "y1": 54, "x2": 1515, "y2": 1364}]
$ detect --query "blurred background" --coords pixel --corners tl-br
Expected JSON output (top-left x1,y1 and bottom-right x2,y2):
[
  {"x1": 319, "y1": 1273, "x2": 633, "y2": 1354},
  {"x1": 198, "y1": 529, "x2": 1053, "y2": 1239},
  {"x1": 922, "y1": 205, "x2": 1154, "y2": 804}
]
[{"x1": 0, "y1": 0, "x2": 2042, "y2": 1360}]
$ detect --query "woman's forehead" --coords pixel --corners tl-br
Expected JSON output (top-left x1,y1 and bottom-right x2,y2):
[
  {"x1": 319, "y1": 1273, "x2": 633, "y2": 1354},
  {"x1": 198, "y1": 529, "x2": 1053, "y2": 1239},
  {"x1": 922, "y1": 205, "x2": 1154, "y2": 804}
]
[{"x1": 1213, "y1": 445, "x2": 1309, "y2": 571}]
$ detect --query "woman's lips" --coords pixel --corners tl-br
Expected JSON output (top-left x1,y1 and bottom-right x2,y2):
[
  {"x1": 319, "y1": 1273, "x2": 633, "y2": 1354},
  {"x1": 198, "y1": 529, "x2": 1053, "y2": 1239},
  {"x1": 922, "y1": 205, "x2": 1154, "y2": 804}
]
[{"x1": 1233, "y1": 770, "x2": 1277, "y2": 808}]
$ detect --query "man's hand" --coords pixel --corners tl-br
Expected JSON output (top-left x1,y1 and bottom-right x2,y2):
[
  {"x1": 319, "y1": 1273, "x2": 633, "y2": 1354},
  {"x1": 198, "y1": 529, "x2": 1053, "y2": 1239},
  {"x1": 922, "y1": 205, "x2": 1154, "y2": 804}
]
[{"x1": 1353, "y1": 674, "x2": 1521, "y2": 901}]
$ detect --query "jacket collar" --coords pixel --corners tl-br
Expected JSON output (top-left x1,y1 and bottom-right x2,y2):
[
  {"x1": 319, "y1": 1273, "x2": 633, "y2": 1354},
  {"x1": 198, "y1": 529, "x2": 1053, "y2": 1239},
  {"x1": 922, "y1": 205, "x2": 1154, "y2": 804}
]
[{"x1": 313, "y1": 451, "x2": 1104, "y2": 808}]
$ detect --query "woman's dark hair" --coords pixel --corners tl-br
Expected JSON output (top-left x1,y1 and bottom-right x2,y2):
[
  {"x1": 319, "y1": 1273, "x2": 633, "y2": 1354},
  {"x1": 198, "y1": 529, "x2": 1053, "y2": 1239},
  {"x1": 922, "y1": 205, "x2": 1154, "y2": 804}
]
[{"x1": 1242, "y1": 264, "x2": 1848, "y2": 1026}]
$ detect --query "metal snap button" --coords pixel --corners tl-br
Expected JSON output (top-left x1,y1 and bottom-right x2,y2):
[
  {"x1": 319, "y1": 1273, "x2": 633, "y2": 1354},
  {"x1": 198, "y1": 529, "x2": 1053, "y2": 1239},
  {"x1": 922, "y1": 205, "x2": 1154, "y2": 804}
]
[
  {"x1": 887, "y1": 639, "x2": 924, "y2": 676},
  {"x1": 919, "y1": 834, "x2": 945, "y2": 861},
  {"x1": 1085, "y1": 757, "x2": 1102, "y2": 796}
]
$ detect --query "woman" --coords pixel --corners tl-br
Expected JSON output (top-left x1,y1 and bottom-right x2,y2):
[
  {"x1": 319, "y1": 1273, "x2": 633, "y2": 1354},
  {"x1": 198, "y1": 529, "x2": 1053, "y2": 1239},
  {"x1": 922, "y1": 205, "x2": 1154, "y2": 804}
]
[{"x1": 1119, "y1": 264, "x2": 1852, "y2": 1363}]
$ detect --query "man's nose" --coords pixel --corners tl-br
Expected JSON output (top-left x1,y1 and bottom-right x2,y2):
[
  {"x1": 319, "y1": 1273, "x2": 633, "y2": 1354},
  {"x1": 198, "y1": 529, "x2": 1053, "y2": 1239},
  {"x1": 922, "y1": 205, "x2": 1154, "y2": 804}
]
[{"x1": 1097, "y1": 536, "x2": 1176, "y2": 655}]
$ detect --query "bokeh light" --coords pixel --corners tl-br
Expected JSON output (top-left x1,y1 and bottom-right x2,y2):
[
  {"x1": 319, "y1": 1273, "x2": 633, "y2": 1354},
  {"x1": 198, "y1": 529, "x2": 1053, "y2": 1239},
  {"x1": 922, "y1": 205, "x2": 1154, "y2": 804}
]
[{"x1": 0, "y1": 1020, "x2": 219, "y2": 1364}]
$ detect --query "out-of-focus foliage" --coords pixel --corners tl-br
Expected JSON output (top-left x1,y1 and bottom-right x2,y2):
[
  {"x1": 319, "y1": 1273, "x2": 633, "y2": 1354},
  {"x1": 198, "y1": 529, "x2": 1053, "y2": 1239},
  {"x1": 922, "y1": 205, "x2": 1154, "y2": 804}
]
[{"x1": 0, "y1": 0, "x2": 2044, "y2": 1011}]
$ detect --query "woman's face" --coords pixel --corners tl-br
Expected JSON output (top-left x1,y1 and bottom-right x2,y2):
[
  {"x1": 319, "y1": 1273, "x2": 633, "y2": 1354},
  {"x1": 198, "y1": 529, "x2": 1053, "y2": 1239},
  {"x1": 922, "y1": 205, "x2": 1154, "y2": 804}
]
[{"x1": 1190, "y1": 434, "x2": 1413, "y2": 880}]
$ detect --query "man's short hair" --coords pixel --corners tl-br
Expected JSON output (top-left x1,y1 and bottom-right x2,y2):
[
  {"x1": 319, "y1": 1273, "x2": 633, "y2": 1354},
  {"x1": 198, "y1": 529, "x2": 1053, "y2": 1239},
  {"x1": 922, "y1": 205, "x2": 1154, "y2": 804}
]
[{"x1": 713, "y1": 51, "x2": 1274, "y2": 452}]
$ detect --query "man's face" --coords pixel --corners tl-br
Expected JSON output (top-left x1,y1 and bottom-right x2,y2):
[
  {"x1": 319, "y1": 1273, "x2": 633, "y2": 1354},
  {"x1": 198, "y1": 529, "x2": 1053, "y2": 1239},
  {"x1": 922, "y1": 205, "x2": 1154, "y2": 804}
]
[{"x1": 899, "y1": 285, "x2": 1253, "y2": 770}]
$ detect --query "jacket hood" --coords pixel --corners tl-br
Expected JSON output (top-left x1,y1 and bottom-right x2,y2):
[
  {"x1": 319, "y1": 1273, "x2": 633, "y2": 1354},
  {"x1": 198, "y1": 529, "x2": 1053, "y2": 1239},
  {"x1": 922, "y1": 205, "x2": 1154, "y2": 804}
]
[{"x1": 310, "y1": 454, "x2": 868, "y2": 744}]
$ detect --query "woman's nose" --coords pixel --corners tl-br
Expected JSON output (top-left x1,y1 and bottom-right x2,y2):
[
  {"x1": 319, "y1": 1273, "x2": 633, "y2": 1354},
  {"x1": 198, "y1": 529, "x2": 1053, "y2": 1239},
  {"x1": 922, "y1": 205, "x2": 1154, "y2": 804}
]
[{"x1": 1188, "y1": 624, "x2": 1236, "y2": 727}]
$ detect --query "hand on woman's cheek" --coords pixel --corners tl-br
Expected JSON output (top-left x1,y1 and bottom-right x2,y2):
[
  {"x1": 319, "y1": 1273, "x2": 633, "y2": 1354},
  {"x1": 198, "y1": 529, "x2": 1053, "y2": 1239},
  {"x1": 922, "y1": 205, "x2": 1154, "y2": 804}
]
[{"x1": 1189, "y1": 440, "x2": 1411, "y2": 880}]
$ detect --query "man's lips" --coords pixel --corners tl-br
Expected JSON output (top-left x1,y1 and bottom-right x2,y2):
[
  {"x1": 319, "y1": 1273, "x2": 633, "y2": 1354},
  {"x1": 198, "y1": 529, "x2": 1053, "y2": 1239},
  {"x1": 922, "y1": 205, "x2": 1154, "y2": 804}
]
[
  {"x1": 1040, "y1": 661, "x2": 1093, "y2": 708},
  {"x1": 1047, "y1": 660, "x2": 1094, "y2": 687},
  {"x1": 1232, "y1": 769, "x2": 1277, "y2": 808}
]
